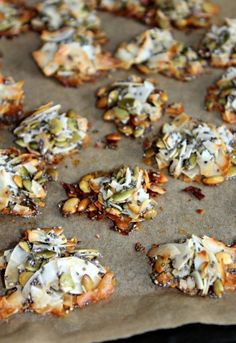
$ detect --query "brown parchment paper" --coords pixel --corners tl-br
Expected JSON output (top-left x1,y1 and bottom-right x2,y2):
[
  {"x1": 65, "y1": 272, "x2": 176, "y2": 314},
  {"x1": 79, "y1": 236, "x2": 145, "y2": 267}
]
[{"x1": 0, "y1": 1, "x2": 236, "y2": 342}]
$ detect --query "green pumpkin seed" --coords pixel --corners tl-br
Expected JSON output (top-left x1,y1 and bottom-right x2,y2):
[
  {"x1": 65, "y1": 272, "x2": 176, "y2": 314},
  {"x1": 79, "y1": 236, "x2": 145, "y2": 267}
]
[
  {"x1": 156, "y1": 139, "x2": 166, "y2": 149},
  {"x1": 19, "y1": 241, "x2": 30, "y2": 253},
  {"x1": 134, "y1": 126, "x2": 145, "y2": 138},
  {"x1": 29, "y1": 142, "x2": 39, "y2": 150},
  {"x1": 108, "y1": 89, "x2": 119, "y2": 105},
  {"x1": 227, "y1": 166, "x2": 236, "y2": 178},
  {"x1": 36, "y1": 250, "x2": 57, "y2": 259},
  {"x1": 119, "y1": 125, "x2": 133, "y2": 136},
  {"x1": 18, "y1": 166, "x2": 29, "y2": 178},
  {"x1": 213, "y1": 279, "x2": 224, "y2": 298},
  {"x1": 67, "y1": 118, "x2": 78, "y2": 131},
  {"x1": 60, "y1": 272, "x2": 75, "y2": 291},
  {"x1": 70, "y1": 132, "x2": 82, "y2": 144},
  {"x1": 23, "y1": 180, "x2": 32, "y2": 192},
  {"x1": 67, "y1": 110, "x2": 78, "y2": 119},
  {"x1": 49, "y1": 118, "x2": 63, "y2": 135},
  {"x1": 34, "y1": 170, "x2": 43, "y2": 180},
  {"x1": 118, "y1": 98, "x2": 135, "y2": 109},
  {"x1": 114, "y1": 107, "x2": 130, "y2": 120},
  {"x1": 15, "y1": 139, "x2": 27, "y2": 148},
  {"x1": 187, "y1": 153, "x2": 197, "y2": 170},
  {"x1": 19, "y1": 271, "x2": 34, "y2": 287},
  {"x1": 110, "y1": 188, "x2": 134, "y2": 203},
  {"x1": 24, "y1": 259, "x2": 42, "y2": 272},
  {"x1": 82, "y1": 274, "x2": 94, "y2": 292}
]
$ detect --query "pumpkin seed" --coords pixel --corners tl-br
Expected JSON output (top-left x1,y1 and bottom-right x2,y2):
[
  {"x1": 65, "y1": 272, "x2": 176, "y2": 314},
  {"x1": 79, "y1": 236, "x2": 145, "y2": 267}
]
[
  {"x1": 119, "y1": 125, "x2": 133, "y2": 136},
  {"x1": 63, "y1": 198, "x2": 79, "y2": 214},
  {"x1": 19, "y1": 241, "x2": 30, "y2": 253},
  {"x1": 81, "y1": 274, "x2": 94, "y2": 292},
  {"x1": 67, "y1": 110, "x2": 78, "y2": 119},
  {"x1": 13, "y1": 175, "x2": 23, "y2": 188},
  {"x1": 114, "y1": 107, "x2": 129, "y2": 120},
  {"x1": 18, "y1": 166, "x2": 29, "y2": 178},
  {"x1": 108, "y1": 90, "x2": 119, "y2": 105},
  {"x1": 34, "y1": 170, "x2": 43, "y2": 180},
  {"x1": 110, "y1": 188, "x2": 134, "y2": 203},
  {"x1": 202, "y1": 176, "x2": 225, "y2": 185},
  {"x1": 119, "y1": 98, "x2": 135, "y2": 109},
  {"x1": 77, "y1": 198, "x2": 90, "y2": 212},
  {"x1": 144, "y1": 209, "x2": 157, "y2": 220},
  {"x1": 103, "y1": 109, "x2": 115, "y2": 121},
  {"x1": 36, "y1": 250, "x2": 57, "y2": 258},
  {"x1": 60, "y1": 272, "x2": 75, "y2": 291},
  {"x1": 227, "y1": 166, "x2": 236, "y2": 178},
  {"x1": 24, "y1": 259, "x2": 41, "y2": 272},
  {"x1": 70, "y1": 132, "x2": 82, "y2": 144},
  {"x1": 49, "y1": 118, "x2": 63, "y2": 135},
  {"x1": 23, "y1": 180, "x2": 32, "y2": 192},
  {"x1": 213, "y1": 279, "x2": 224, "y2": 298},
  {"x1": 97, "y1": 96, "x2": 108, "y2": 109},
  {"x1": 134, "y1": 126, "x2": 145, "y2": 138},
  {"x1": 19, "y1": 271, "x2": 34, "y2": 287},
  {"x1": 15, "y1": 139, "x2": 27, "y2": 148},
  {"x1": 79, "y1": 179, "x2": 91, "y2": 193},
  {"x1": 67, "y1": 118, "x2": 78, "y2": 131},
  {"x1": 156, "y1": 139, "x2": 165, "y2": 149},
  {"x1": 29, "y1": 142, "x2": 39, "y2": 150}
]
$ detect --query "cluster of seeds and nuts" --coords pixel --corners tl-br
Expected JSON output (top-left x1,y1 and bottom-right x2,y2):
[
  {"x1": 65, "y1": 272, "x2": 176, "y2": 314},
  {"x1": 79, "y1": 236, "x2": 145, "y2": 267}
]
[
  {"x1": 0, "y1": 0, "x2": 34, "y2": 37},
  {"x1": 148, "y1": 235, "x2": 236, "y2": 298},
  {"x1": 97, "y1": 0, "x2": 219, "y2": 30},
  {"x1": 143, "y1": 113, "x2": 236, "y2": 185},
  {"x1": 60, "y1": 165, "x2": 168, "y2": 234},
  {"x1": 96, "y1": 75, "x2": 168, "y2": 138},
  {"x1": 0, "y1": 227, "x2": 115, "y2": 319},
  {"x1": 199, "y1": 18, "x2": 236, "y2": 67},
  {"x1": 33, "y1": 27, "x2": 121, "y2": 87},
  {"x1": 0, "y1": 148, "x2": 52, "y2": 217},
  {"x1": 206, "y1": 67, "x2": 236, "y2": 124},
  {"x1": 0, "y1": 73, "x2": 24, "y2": 124},
  {"x1": 145, "y1": 0, "x2": 219, "y2": 29},
  {"x1": 31, "y1": 0, "x2": 101, "y2": 34},
  {"x1": 14, "y1": 103, "x2": 89, "y2": 163},
  {"x1": 115, "y1": 28, "x2": 207, "y2": 81}
]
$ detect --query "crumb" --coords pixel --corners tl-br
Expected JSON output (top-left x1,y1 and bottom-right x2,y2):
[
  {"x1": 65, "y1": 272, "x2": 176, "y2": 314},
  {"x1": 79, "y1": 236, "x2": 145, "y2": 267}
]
[
  {"x1": 196, "y1": 209, "x2": 205, "y2": 215},
  {"x1": 182, "y1": 186, "x2": 205, "y2": 201},
  {"x1": 95, "y1": 234, "x2": 100, "y2": 239},
  {"x1": 135, "y1": 242, "x2": 146, "y2": 254}
]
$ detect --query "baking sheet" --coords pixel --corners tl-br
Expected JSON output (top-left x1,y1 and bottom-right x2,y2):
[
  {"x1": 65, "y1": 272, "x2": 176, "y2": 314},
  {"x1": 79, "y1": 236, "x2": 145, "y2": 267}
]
[{"x1": 0, "y1": 0, "x2": 236, "y2": 342}]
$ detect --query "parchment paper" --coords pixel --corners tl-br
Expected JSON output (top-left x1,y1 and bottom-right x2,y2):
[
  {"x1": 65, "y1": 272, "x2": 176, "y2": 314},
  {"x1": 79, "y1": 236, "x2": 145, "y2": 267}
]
[{"x1": 0, "y1": 1, "x2": 236, "y2": 342}]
